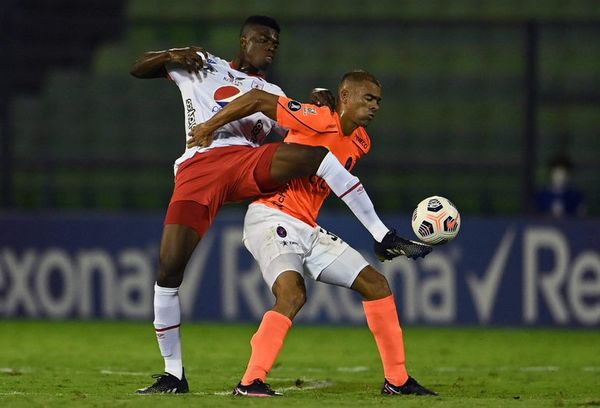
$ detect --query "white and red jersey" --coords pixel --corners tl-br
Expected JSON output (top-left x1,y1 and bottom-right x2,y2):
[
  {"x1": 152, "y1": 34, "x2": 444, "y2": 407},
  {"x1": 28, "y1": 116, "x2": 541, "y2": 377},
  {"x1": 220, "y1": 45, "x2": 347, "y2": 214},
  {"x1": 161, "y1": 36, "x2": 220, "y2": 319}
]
[{"x1": 166, "y1": 51, "x2": 285, "y2": 175}]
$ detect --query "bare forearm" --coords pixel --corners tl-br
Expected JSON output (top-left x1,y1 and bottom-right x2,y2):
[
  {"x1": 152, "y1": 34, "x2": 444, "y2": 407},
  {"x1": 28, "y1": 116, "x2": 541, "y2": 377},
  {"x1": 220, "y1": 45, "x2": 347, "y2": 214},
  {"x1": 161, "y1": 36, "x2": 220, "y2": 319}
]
[
  {"x1": 130, "y1": 51, "x2": 170, "y2": 78},
  {"x1": 203, "y1": 89, "x2": 278, "y2": 133}
]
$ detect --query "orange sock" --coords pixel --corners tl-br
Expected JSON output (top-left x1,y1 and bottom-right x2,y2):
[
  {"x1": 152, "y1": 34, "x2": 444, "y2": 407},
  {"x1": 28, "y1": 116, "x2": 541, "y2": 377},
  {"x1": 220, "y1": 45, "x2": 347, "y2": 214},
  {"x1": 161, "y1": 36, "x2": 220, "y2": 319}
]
[
  {"x1": 241, "y1": 310, "x2": 292, "y2": 385},
  {"x1": 363, "y1": 295, "x2": 409, "y2": 386}
]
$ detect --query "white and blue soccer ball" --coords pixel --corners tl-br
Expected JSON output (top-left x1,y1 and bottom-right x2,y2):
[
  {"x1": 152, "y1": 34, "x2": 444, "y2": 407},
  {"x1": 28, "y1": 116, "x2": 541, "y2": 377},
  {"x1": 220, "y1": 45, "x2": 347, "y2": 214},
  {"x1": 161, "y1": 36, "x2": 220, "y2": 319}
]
[{"x1": 411, "y1": 196, "x2": 461, "y2": 245}]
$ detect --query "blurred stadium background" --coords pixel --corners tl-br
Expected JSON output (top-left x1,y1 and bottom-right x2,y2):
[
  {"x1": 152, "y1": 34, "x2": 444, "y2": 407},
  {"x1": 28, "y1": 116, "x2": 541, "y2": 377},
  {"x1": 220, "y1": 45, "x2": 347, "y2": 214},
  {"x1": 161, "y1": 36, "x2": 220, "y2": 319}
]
[
  {"x1": 2, "y1": 0, "x2": 599, "y2": 214},
  {"x1": 0, "y1": 0, "x2": 599, "y2": 404}
]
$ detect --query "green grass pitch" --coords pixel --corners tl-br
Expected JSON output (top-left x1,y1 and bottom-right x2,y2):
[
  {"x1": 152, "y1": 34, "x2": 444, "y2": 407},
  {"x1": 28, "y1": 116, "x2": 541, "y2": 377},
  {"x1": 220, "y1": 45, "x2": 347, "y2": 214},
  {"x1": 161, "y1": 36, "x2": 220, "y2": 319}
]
[{"x1": 0, "y1": 321, "x2": 599, "y2": 407}]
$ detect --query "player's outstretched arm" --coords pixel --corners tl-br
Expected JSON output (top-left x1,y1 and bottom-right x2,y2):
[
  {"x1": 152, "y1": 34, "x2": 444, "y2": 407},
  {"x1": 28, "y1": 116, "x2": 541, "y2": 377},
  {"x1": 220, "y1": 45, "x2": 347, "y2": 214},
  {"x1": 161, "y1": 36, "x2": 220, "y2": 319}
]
[
  {"x1": 130, "y1": 46, "x2": 209, "y2": 79},
  {"x1": 187, "y1": 89, "x2": 278, "y2": 147},
  {"x1": 265, "y1": 88, "x2": 335, "y2": 143},
  {"x1": 187, "y1": 88, "x2": 333, "y2": 147}
]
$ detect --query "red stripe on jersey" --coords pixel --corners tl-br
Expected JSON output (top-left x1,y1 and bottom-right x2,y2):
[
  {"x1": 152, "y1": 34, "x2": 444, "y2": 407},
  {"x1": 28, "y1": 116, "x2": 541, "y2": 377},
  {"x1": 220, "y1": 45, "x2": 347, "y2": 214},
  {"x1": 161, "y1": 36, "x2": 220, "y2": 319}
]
[
  {"x1": 339, "y1": 181, "x2": 362, "y2": 199},
  {"x1": 155, "y1": 324, "x2": 180, "y2": 332}
]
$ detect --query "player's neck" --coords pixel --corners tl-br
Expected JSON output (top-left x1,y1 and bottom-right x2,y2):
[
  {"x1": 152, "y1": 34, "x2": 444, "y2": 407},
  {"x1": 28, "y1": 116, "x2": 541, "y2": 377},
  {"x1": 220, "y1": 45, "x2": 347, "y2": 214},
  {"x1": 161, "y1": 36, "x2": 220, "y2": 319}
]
[
  {"x1": 338, "y1": 111, "x2": 358, "y2": 136},
  {"x1": 230, "y1": 58, "x2": 265, "y2": 78}
]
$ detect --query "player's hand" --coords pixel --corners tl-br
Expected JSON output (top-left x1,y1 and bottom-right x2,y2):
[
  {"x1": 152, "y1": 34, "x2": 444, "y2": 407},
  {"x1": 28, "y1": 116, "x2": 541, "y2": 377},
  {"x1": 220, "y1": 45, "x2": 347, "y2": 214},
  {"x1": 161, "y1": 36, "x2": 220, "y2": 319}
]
[
  {"x1": 374, "y1": 229, "x2": 432, "y2": 261},
  {"x1": 310, "y1": 88, "x2": 336, "y2": 112},
  {"x1": 168, "y1": 46, "x2": 213, "y2": 74},
  {"x1": 187, "y1": 123, "x2": 215, "y2": 148}
]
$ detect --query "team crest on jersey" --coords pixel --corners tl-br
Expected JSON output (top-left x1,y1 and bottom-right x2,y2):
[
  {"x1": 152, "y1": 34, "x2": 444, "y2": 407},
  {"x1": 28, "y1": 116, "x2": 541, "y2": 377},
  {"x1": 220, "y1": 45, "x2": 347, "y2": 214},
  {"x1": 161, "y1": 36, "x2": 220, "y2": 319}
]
[
  {"x1": 214, "y1": 85, "x2": 241, "y2": 107},
  {"x1": 251, "y1": 79, "x2": 264, "y2": 90},
  {"x1": 288, "y1": 100, "x2": 302, "y2": 111},
  {"x1": 303, "y1": 106, "x2": 317, "y2": 115},
  {"x1": 276, "y1": 226, "x2": 287, "y2": 238}
]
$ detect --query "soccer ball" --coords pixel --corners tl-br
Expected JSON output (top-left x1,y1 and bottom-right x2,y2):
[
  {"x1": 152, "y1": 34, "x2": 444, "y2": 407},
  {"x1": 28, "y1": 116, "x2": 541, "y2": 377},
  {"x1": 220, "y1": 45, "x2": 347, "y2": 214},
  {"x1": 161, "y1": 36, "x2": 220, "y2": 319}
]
[{"x1": 411, "y1": 196, "x2": 461, "y2": 245}]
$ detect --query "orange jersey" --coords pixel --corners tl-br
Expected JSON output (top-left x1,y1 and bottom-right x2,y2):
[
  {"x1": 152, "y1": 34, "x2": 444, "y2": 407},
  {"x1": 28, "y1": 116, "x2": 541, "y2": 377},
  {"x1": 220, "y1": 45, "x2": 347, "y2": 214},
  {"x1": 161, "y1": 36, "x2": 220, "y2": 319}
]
[{"x1": 256, "y1": 96, "x2": 371, "y2": 226}]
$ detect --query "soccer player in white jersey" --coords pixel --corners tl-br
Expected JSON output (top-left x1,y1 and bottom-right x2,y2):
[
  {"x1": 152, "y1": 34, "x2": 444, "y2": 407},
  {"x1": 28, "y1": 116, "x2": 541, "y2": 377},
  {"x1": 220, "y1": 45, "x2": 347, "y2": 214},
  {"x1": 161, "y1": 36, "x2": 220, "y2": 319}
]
[{"x1": 130, "y1": 16, "x2": 430, "y2": 394}]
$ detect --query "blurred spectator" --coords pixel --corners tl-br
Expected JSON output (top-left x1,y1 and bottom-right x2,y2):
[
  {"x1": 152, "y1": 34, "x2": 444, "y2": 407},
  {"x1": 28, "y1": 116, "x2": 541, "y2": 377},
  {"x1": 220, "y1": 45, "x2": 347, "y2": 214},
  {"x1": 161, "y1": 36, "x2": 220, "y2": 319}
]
[{"x1": 535, "y1": 155, "x2": 586, "y2": 218}]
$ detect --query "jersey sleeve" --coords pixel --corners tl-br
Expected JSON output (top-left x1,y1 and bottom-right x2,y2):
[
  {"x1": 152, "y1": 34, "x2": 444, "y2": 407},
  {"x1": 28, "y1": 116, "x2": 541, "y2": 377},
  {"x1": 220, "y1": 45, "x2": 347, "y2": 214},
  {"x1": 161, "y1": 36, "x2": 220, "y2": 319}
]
[
  {"x1": 206, "y1": 52, "x2": 230, "y2": 69},
  {"x1": 276, "y1": 96, "x2": 338, "y2": 135},
  {"x1": 166, "y1": 50, "x2": 225, "y2": 82}
]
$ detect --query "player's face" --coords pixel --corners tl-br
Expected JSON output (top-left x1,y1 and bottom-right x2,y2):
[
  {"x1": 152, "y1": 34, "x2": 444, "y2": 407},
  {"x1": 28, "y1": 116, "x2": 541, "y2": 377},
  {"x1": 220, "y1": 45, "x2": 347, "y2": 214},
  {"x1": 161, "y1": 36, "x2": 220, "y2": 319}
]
[
  {"x1": 240, "y1": 26, "x2": 280, "y2": 70},
  {"x1": 346, "y1": 81, "x2": 382, "y2": 127}
]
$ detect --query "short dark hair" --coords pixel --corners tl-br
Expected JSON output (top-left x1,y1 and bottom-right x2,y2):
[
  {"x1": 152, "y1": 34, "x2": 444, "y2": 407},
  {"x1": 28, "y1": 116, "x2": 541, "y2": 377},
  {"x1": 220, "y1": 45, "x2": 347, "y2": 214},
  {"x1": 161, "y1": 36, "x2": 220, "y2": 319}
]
[
  {"x1": 340, "y1": 70, "x2": 381, "y2": 88},
  {"x1": 240, "y1": 15, "x2": 281, "y2": 36}
]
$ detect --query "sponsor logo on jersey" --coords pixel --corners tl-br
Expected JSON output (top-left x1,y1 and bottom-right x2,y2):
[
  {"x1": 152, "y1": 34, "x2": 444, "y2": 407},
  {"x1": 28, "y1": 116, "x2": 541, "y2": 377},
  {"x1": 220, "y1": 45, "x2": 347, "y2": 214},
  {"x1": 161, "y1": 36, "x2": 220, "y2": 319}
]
[
  {"x1": 185, "y1": 99, "x2": 197, "y2": 131},
  {"x1": 280, "y1": 239, "x2": 299, "y2": 247},
  {"x1": 250, "y1": 119, "x2": 263, "y2": 143},
  {"x1": 309, "y1": 175, "x2": 329, "y2": 192},
  {"x1": 223, "y1": 72, "x2": 244, "y2": 86},
  {"x1": 288, "y1": 100, "x2": 302, "y2": 111},
  {"x1": 214, "y1": 85, "x2": 242, "y2": 107},
  {"x1": 353, "y1": 134, "x2": 369, "y2": 150}
]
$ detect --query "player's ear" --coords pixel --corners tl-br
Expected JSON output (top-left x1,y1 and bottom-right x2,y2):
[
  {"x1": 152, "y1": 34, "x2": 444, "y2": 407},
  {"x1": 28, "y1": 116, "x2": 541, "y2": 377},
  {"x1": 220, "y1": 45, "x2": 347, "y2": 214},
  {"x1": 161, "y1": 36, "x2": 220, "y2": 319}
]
[
  {"x1": 339, "y1": 89, "x2": 350, "y2": 104},
  {"x1": 240, "y1": 36, "x2": 248, "y2": 49}
]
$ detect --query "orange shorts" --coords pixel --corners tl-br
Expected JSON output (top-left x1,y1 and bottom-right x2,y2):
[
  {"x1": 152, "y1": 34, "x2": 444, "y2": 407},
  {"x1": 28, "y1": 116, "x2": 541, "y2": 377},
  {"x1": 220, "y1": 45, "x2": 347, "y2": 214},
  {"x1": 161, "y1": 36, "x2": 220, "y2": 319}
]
[{"x1": 164, "y1": 143, "x2": 282, "y2": 236}]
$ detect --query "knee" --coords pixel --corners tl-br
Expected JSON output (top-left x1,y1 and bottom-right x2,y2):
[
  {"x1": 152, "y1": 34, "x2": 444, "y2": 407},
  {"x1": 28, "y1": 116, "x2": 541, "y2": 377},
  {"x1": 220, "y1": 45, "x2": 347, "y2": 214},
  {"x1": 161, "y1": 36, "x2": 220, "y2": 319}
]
[
  {"x1": 370, "y1": 273, "x2": 392, "y2": 299},
  {"x1": 353, "y1": 267, "x2": 392, "y2": 300},
  {"x1": 283, "y1": 288, "x2": 307, "y2": 312},
  {"x1": 275, "y1": 288, "x2": 307, "y2": 317},
  {"x1": 291, "y1": 145, "x2": 328, "y2": 172},
  {"x1": 157, "y1": 250, "x2": 185, "y2": 288},
  {"x1": 289, "y1": 289, "x2": 307, "y2": 311}
]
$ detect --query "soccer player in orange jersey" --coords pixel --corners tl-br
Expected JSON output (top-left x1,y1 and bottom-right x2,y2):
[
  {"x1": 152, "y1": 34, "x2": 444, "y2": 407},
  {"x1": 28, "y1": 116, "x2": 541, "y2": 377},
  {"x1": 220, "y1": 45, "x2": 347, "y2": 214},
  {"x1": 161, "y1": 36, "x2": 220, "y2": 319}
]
[{"x1": 187, "y1": 71, "x2": 437, "y2": 397}]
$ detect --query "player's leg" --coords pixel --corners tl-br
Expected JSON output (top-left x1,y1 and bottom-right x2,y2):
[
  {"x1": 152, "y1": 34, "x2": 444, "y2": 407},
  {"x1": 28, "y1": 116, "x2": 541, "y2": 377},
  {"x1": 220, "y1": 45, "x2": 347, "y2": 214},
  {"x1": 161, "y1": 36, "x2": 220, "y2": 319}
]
[
  {"x1": 270, "y1": 270, "x2": 307, "y2": 320},
  {"x1": 350, "y1": 264, "x2": 392, "y2": 300},
  {"x1": 235, "y1": 269, "x2": 305, "y2": 397},
  {"x1": 267, "y1": 143, "x2": 389, "y2": 242},
  {"x1": 235, "y1": 206, "x2": 312, "y2": 396},
  {"x1": 138, "y1": 197, "x2": 211, "y2": 393},
  {"x1": 311, "y1": 242, "x2": 437, "y2": 396},
  {"x1": 352, "y1": 267, "x2": 437, "y2": 396},
  {"x1": 350, "y1": 265, "x2": 408, "y2": 385},
  {"x1": 137, "y1": 223, "x2": 200, "y2": 394}
]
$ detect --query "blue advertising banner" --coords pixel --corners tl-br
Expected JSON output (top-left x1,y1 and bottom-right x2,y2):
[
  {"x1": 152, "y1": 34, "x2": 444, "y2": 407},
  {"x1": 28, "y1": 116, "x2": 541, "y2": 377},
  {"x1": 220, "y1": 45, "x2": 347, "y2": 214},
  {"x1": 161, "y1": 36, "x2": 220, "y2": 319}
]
[{"x1": 0, "y1": 212, "x2": 599, "y2": 326}]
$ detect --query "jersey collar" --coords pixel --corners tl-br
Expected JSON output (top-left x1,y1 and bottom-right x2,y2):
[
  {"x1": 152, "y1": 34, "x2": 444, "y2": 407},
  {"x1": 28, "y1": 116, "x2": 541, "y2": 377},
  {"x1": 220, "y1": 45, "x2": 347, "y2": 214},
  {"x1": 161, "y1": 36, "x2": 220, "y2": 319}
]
[
  {"x1": 334, "y1": 112, "x2": 354, "y2": 137},
  {"x1": 229, "y1": 61, "x2": 266, "y2": 79}
]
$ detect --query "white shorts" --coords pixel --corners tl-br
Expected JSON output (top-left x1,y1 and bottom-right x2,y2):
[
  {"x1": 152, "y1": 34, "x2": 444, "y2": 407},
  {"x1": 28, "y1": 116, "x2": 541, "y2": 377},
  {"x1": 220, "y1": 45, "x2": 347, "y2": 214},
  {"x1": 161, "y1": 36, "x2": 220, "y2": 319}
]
[{"x1": 243, "y1": 203, "x2": 370, "y2": 289}]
